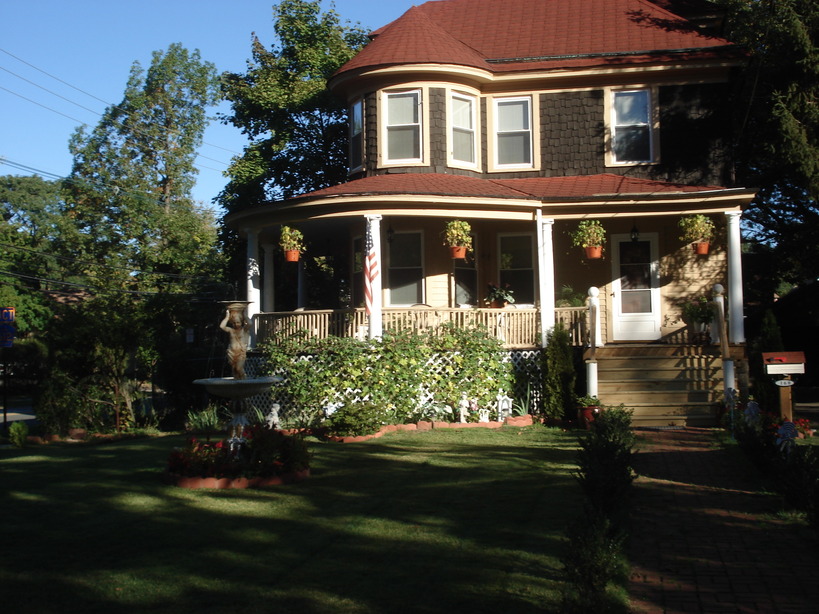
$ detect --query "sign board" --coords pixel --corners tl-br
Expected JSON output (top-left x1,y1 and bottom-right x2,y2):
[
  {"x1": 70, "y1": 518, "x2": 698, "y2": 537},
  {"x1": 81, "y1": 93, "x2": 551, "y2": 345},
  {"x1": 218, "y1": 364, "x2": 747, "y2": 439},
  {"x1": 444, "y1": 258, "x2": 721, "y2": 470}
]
[
  {"x1": 775, "y1": 379, "x2": 795, "y2": 387},
  {"x1": 0, "y1": 323, "x2": 15, "y2": 348},
  {"x1": 763, "y1": 351, "x2": 806, "y2": 375},
  {"x1": 0, "y1": 307, "x2": 15, "y2": 322}
]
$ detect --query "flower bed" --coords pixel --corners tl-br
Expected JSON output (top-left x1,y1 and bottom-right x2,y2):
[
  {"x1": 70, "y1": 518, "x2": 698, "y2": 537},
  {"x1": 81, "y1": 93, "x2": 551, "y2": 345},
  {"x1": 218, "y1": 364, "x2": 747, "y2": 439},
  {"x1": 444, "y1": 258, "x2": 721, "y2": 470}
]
[
  {"x1": 166, "y1": 426, "x2": 310, "y2": 489},
  {"x1": 323, "y1": 414, "x2": 534, "y2": 443}
]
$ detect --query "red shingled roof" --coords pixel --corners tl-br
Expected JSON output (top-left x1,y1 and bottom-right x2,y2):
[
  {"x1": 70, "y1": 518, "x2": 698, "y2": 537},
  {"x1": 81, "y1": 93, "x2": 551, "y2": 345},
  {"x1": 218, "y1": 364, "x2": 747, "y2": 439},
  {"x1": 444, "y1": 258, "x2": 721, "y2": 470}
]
[
  {"x1": 336, "y1": 0, "x2": 737, "y2": 78},
  {"x1": 297, "y1": 173, "x2": 724, "y2": 202}
]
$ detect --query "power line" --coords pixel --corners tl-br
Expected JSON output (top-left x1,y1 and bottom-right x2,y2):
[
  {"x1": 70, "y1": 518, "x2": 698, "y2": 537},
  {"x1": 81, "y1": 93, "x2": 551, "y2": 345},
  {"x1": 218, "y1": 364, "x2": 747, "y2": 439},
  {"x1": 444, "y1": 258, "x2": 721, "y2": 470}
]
[{"x1": 0, "y1": 46, "x2": 243, "y2": 157}]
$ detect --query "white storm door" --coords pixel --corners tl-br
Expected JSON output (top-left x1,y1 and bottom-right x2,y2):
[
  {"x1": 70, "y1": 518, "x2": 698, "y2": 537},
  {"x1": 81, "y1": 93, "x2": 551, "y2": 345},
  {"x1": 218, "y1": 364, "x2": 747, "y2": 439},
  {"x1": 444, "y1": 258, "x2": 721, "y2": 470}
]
[{"x1": 611, "y1": 234, "x2": 661, "y2": 341}]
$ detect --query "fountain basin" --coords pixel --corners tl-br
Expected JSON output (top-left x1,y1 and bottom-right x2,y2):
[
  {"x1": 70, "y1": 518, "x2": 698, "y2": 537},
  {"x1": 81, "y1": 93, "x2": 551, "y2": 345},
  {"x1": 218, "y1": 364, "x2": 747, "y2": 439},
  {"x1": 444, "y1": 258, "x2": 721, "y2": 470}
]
[{"x1": 193, "y1": 376, "x2": 282, "y2": 399}]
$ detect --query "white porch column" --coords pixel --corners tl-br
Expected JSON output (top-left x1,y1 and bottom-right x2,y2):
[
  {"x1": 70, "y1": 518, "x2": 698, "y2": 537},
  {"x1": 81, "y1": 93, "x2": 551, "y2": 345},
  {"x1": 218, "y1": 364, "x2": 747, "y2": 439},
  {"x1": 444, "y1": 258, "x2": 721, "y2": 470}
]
[
  {"x1": 725, "y1": 211, "x2": 745, "y2": 344},
  {"x1": 262, "y1": 242, "x2": 275, "y2": 312},
  {"x1": 536, "y1": 212, "x2": 556, "y2": 347},
  {"x1": 364, "y1": 214, "x2": 383, "y2": 339},
  {"x1": 245, "y1": 229, "x2": 261, "y2": 347}
]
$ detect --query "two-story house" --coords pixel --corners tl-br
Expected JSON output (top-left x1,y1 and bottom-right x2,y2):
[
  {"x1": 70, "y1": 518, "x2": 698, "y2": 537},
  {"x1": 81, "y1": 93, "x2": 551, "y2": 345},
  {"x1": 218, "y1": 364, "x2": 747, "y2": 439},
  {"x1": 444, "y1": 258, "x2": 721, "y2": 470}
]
[{"x1": 225, "y1": 0, "x2": 756, "y2": 426}]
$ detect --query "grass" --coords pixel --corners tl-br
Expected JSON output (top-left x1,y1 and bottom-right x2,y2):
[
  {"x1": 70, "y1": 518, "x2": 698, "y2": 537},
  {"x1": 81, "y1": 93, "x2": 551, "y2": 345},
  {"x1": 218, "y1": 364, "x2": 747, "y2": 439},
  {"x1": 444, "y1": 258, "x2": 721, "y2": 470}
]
[{"x1": 0, "y1": 425, "x2": 581, "y2": 614}]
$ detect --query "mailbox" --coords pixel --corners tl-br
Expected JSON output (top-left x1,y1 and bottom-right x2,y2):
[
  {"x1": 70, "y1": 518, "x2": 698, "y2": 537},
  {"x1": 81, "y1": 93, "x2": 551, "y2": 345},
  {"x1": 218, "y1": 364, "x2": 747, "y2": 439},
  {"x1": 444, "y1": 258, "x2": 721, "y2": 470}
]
[{"x1": 762, "y1": 351, "x2": 806, "y2": 375}]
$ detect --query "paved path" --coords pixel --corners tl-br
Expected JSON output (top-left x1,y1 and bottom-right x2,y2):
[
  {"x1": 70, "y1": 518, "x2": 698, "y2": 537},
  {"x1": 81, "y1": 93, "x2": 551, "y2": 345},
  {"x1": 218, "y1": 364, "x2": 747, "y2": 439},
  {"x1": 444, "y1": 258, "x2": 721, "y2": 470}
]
[{"x1": 628, "y1": 427, "x2": 819, "y2": 613}]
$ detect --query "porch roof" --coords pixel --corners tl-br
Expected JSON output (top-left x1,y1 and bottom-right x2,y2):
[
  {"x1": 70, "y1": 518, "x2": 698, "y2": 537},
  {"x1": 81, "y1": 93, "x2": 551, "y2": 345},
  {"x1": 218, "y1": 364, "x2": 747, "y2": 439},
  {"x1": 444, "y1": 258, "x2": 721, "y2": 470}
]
[{"x1": 225, "y1": 173, "x2": 756, "y2": 231}]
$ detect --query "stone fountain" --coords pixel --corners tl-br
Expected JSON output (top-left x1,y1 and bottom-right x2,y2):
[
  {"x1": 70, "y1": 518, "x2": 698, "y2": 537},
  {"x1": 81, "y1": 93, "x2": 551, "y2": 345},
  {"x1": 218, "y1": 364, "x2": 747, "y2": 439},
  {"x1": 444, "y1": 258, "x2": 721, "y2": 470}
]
[{"x1": 194, "y1": 301, "x2": 281, "y2": 437}]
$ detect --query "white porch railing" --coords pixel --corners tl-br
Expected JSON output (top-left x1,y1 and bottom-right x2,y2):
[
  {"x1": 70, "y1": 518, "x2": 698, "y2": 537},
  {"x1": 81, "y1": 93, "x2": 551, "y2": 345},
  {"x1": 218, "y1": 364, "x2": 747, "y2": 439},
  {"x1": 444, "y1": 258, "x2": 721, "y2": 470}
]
[{"x1": 256, "y1": 306, "x2": 588, "y2": 348}]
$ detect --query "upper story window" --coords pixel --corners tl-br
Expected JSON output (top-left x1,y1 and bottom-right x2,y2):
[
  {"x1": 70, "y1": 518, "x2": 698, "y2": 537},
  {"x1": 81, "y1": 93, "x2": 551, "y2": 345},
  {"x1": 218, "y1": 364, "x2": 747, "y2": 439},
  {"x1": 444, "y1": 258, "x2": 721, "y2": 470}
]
[
  {"x1": 384, "y1": 90, "x2": 423, "y2": 164},
  {"x1": 609, "y1": 89, "x2": 657, "y2": 165},
  {"x1": 450, "y1": 92, "x2": 477, "y2": 167},
  {"x1": 494, "y1": 96, "x2": 533, "y2": 168},
  {"x1": 349, "y1": 99, "x2": 363, "y2": 171}
]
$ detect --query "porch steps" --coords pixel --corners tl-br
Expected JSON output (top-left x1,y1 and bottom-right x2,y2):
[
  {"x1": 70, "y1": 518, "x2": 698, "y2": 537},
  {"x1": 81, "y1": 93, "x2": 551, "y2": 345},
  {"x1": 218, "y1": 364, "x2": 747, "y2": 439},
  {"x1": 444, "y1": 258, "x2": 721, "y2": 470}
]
[{"x1": 590, "y1": 345, "x2": 724, "y2": 427}]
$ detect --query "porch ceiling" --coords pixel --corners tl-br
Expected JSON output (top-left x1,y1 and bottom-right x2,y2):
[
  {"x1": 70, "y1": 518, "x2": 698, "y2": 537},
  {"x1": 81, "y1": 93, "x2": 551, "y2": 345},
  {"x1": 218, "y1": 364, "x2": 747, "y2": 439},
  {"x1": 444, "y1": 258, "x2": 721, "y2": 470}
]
[{"x1": 225, "y1": 173, "x2": 756, "y2": 235}]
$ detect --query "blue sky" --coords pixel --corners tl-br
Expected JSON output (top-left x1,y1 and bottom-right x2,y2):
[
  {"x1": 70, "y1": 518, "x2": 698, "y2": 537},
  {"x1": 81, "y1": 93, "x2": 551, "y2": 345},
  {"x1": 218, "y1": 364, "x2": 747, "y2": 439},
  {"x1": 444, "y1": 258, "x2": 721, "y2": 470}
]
[{"x1": 1, "y1": 1, "x2": 416, "y2": 211}]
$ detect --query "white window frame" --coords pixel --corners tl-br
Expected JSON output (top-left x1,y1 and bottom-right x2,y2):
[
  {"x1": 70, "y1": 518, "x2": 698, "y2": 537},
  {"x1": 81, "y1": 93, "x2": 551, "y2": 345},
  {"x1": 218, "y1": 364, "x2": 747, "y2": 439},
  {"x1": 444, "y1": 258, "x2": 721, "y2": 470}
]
[
  {"x1": 606, "y1": 87, "x2": 659, "y2": 166},
  {"x1": 448, "y1": 91, "x2": 478, "y2": 169},
  {"x1": 349, "y1": 99, "x2": 364, "y2": 173},
  {"x1": 380, "y1": 89, "x2": 426, "y2": 167},
  {"x1": 491, "y1": 96, "x2": 535, "y2": 170}
]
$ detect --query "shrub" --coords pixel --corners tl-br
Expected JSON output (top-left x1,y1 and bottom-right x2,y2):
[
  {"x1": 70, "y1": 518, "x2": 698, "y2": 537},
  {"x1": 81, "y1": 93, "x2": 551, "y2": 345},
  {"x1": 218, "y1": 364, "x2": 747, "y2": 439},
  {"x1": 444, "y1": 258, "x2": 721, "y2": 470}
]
[
  {"x1": 561, "y1": 509, "x2": 629, "y2": 613},
  {"x1": 9, "y1": 420, "x2": 29, "y2": 448},
  {"x1": 541, "y1": 324, "x2": 576, "y2": 421},
  {"x1": 324, "y1": 403, "x2": 384, "y2": 437},
  {"x1": 575, "y1": 407, "x2": 635, "y2": 523}
]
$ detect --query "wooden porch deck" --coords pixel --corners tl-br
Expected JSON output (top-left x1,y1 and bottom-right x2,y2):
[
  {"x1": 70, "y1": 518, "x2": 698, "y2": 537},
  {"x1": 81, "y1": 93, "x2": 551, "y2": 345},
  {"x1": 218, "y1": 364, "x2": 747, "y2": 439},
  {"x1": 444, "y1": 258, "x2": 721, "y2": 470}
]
[{"x1": 256, "y1": 306, "x2": 588, "y2": 348}]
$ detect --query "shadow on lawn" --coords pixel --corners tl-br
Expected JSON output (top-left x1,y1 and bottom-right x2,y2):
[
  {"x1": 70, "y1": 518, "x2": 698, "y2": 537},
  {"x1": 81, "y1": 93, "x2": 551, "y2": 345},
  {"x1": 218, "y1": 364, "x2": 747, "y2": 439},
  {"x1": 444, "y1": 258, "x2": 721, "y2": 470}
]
[{"x1": 0, "y1": 428, "x2": 581, "y2": 614}]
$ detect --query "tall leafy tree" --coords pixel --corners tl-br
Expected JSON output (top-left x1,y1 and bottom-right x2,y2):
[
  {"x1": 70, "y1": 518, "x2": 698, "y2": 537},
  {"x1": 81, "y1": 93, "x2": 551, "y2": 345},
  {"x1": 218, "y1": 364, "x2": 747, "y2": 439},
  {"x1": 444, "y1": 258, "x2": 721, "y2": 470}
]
[
  {"x1": 218, "y1": 0, "x2": 369, "y2": 209},
  {"x1": 718, "y1": 0, "x2": 819, "y2": 282},
  {"x1": 42, "y1": 44, "x2": 227, "y2": 431},
  {"x1": 63, "y1": 43, "x2": 224, "y2": 290}
]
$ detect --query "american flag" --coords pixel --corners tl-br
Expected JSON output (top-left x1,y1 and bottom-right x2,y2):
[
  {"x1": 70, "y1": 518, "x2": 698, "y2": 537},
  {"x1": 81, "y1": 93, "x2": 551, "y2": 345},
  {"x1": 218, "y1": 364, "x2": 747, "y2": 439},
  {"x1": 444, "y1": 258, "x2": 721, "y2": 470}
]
[{"x1": 364, "y1": 224, "x2": 379, "y2": 316}]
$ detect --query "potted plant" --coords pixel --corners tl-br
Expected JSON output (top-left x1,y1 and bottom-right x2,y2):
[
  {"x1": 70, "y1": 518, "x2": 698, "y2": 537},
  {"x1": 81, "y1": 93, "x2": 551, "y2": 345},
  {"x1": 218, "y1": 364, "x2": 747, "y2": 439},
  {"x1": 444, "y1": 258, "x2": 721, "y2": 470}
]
[
  {"x1": 279, "y1": 226, "x2": 305, "y2": 262},
  {"x1": 678, "y1": 214, "x2": 715, "y2": 254},
  {"x1": 443, "y1": 219, "x2": 473, "y2": 259},
  {"x1": 569, "y1": 219, "x2": 606, "y2": 259},
  {"x1": 681, "y1": 295, "x2": 713, "y2": 343},
  {"x1": 485, "y1": 283, "x2": 515, "y2": 308},
  {"x1": 576, "y1": 394, "x2": 602, "y2": 429}
]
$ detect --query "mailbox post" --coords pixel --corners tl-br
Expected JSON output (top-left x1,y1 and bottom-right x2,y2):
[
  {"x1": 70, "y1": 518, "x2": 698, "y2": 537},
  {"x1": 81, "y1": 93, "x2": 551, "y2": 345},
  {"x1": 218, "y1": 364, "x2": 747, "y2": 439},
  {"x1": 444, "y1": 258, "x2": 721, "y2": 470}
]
[{"x1": 762, "y1": 351, "x2": 806, "y2": 421}]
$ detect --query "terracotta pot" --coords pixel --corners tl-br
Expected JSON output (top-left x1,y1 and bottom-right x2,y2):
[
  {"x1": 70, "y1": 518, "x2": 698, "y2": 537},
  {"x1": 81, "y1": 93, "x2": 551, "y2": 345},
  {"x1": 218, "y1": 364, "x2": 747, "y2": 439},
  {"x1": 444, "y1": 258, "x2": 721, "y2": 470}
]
[
  {"x1": 490, "y1": 300, "x2": 508, "y2": 309},
  {"x1": 284, "y1": 249, "x2": 300, "y2": 262},
  {"x1": 449, "y1": 245, "x2": 467, "y2": 259},
  {"x1": 584, "y1": 245, "x2": 603, "y2": 259},
  {"x1": 579, "y1": 407, "x2": 599, "y2": 429},
  {"x1": 692, "y1": 242, "x2": 710, "y2": 255}
]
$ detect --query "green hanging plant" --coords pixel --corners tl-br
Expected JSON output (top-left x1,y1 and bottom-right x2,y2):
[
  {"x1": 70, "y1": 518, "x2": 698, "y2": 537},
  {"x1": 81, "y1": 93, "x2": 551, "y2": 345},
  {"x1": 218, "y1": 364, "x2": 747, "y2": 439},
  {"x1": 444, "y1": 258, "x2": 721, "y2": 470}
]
[{"x1": 570, "y1": 220, "x2": 606, "y2": 248}]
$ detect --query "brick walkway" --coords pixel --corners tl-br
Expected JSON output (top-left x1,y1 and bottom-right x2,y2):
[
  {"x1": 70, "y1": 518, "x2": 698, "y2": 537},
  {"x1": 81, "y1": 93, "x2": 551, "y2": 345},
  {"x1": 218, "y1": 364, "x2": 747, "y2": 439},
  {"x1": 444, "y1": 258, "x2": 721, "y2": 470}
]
[{"x1": 628, "y1": 428, "x2": 819, "y2": 613}]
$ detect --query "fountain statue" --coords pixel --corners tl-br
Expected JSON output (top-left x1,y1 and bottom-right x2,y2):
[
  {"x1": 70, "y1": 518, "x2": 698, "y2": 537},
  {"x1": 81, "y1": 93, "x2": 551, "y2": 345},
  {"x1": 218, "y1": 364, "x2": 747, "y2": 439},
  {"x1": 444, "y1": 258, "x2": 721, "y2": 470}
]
[{"x1": 193, "y1": 301, "x2": 281, "y2": 407}]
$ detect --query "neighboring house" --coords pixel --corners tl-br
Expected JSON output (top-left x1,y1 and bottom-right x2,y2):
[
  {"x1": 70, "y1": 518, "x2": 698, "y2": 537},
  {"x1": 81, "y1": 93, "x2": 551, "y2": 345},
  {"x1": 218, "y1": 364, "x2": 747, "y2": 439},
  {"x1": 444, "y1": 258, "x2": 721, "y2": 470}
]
[{"x1": 226, "y1": 0, "x2": 756, "y2": 426}]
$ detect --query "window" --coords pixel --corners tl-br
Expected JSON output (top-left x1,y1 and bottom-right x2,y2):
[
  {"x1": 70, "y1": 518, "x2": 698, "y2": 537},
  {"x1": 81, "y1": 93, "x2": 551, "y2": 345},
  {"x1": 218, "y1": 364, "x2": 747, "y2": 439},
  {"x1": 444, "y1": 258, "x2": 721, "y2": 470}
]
[
  {"x1": 349, "y1": 99, "x2": 363, "y2": 171},
  {"x1": 352, "y1": 236, "x2": 364, "y2": 307},
  {"x1": 495, "y1": 97, "x2": 532, "y2": 168},
  {"x1": 388, "y1": 232, "x2": 423, "y2": 305},
  {"x1": 611, "y1": 89, "x2": 655, "y2": 164},
  {"x1": 499, "y1": 234, "x2": 534, "y2": 304},
  {"x1": 450, "y1": 93, "x2": 476, "y2": 166},
  {"x1": 385, "y1": 90, "x2": 422, "y2": 163}
]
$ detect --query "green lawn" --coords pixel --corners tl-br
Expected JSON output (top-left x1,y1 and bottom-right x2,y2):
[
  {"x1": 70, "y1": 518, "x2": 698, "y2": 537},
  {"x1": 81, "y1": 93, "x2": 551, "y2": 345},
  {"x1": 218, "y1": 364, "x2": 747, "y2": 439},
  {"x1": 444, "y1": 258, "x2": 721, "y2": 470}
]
[{"x1": 0, "y1": 426, "x2": 581, "y2": 614}]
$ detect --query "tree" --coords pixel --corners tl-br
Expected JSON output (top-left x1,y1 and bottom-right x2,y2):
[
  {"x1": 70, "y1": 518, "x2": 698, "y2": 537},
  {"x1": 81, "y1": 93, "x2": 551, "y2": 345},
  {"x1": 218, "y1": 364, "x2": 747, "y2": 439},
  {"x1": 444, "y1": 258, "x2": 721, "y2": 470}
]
[
  {"x1": 0, "y1": 175, "x2": 66, "y2": 333},
  {"x1": 218, "y1": 0, "x2": 369, "y2": 209},
  {"x1": 62, "y1": 43, "x2": 224, "y2": 290},
  {"x1": 41, "y1": 44, "x2": 228, "y2": 431},
  {"x1": 718, "y1": 0, "x2": 819, "y2": 282}
]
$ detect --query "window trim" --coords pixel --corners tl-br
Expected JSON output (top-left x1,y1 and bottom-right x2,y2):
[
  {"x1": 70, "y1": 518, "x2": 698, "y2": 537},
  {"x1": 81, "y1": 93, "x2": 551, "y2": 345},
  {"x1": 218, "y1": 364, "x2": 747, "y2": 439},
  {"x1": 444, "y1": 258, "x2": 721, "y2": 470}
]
[
  {"x1": 379, "y1": 88, "x2": 427, "y2": 167},
  {"x1": 488, "y1": 95, "x2": 538, "y2": 172},
  {"x1": 448, "y1": 90, "x2": 479, "y2": 169},
  {"x1": 605, "y1": 87, "x2": 660, "y2": 166},
  {"x1": 348, "y1": 98, "x2": 364, "y2": 173}
]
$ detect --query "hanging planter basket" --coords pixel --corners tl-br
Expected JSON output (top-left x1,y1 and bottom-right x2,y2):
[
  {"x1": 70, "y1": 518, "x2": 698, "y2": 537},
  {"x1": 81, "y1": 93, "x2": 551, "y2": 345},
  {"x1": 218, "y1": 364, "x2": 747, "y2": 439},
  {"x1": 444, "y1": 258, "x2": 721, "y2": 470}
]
[
  {"x1": 692, "y1": 242, "x2": 710, "y2": 255},
  {"x1": 449, "y1": 245, "x2": 467, "y2": 259},
  {"x1": 584, "y1": 245, "x2": 603, "y2": 259},
  {"x1": 284, "y1": 249, "x2": 300, "y2": 262}
]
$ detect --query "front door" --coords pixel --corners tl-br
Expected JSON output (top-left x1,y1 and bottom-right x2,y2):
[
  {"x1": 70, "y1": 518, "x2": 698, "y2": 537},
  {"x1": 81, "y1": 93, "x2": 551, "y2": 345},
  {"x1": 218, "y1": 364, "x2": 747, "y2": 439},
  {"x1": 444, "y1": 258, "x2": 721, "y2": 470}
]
[{"x1": 611, "y1": 233, "x2": 661, "y2": 341}]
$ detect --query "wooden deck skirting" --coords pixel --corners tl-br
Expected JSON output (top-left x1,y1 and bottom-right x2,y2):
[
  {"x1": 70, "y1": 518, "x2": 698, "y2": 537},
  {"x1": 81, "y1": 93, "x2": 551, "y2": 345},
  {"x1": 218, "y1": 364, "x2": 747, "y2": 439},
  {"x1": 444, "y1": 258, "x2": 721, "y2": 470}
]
[{"x1": 256, "y1": 306, "x2": 588, "y2": 348}]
